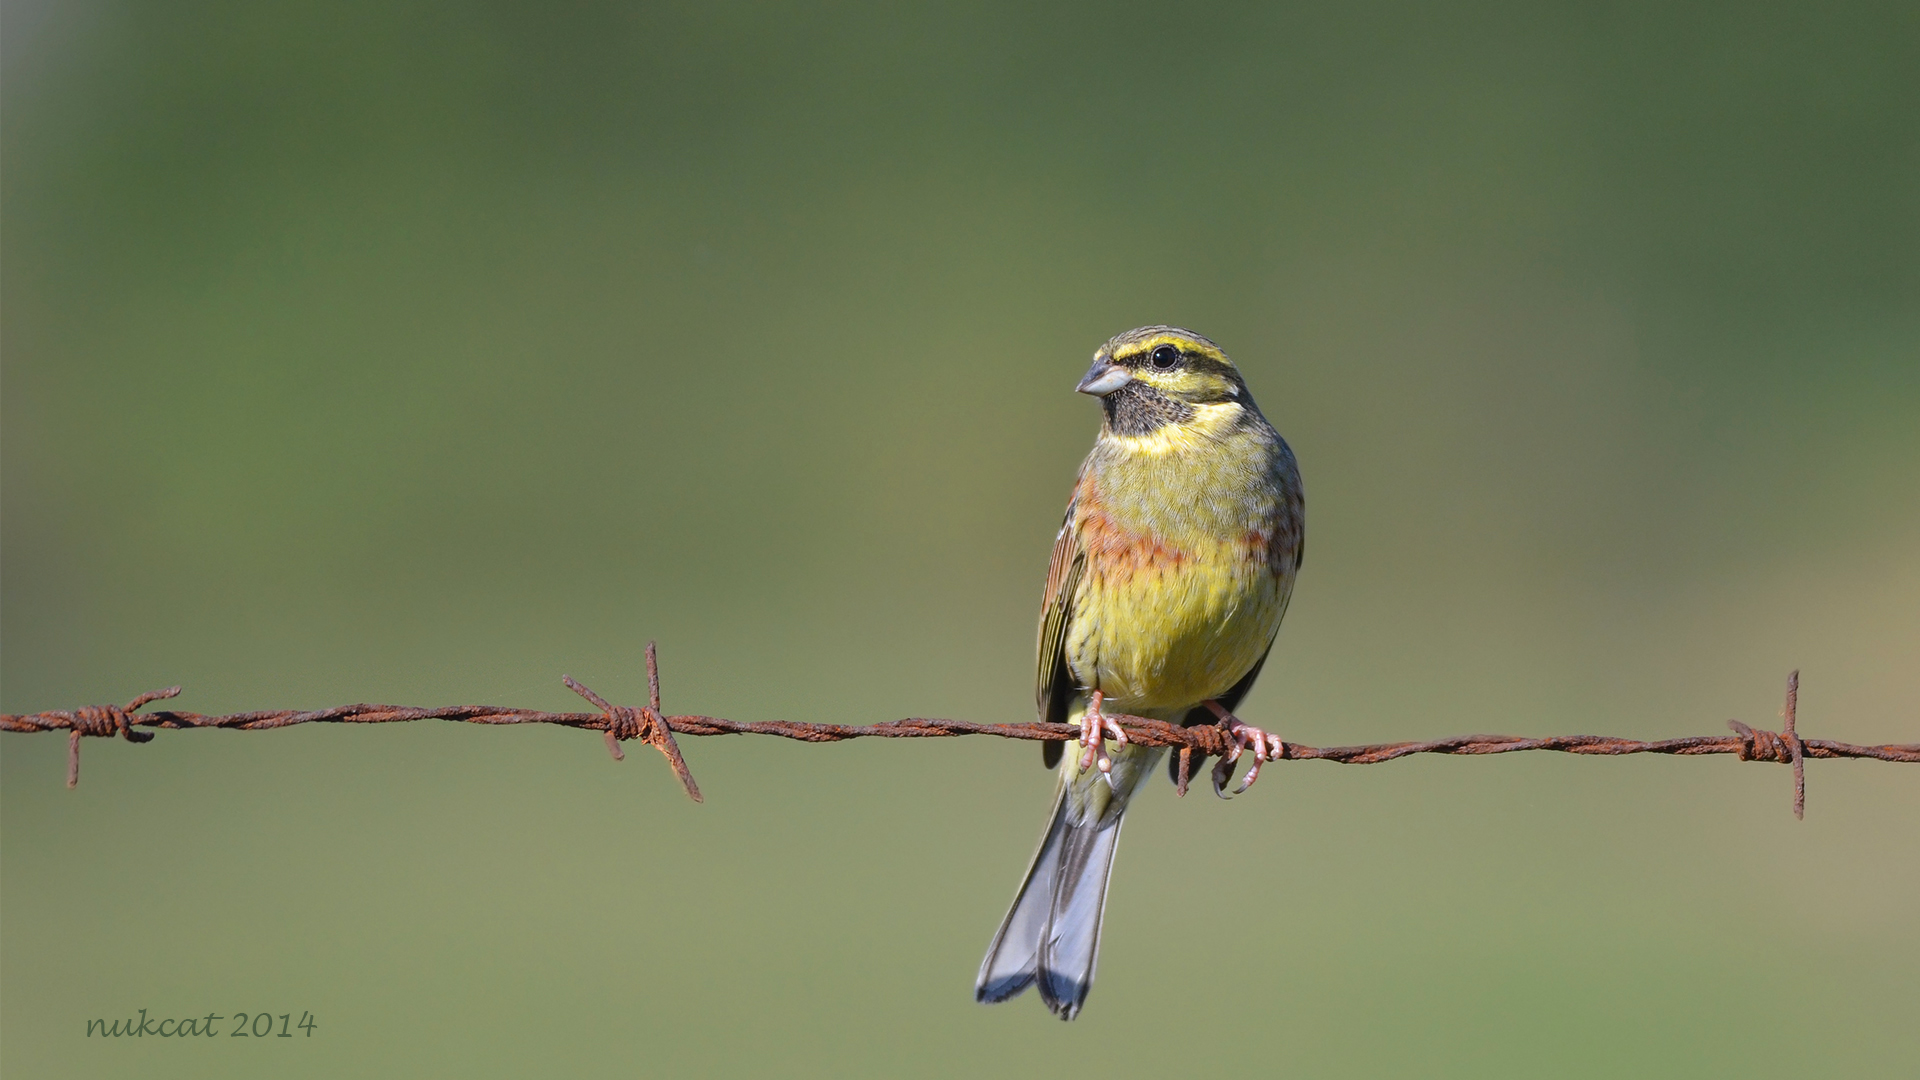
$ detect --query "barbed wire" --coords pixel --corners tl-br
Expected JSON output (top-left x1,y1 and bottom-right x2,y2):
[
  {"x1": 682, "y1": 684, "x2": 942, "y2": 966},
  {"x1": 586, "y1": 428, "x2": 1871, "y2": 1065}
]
[{"x1": 3, "y1": 648, "x2": 1913, "y2": 817}]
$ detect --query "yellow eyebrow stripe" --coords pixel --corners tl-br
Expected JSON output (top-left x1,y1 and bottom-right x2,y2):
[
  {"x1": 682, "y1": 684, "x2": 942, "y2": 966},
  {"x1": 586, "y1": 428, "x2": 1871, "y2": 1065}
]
[{"x1": 1109, "y1": 333, "x2": 1232, "y2": 367}]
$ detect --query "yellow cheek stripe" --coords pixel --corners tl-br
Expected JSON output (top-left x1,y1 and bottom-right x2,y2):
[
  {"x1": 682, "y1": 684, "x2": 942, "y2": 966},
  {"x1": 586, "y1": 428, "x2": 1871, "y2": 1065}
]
[{"x1": 1103, "y1": 401, "x2": 1243, "y2": 456}]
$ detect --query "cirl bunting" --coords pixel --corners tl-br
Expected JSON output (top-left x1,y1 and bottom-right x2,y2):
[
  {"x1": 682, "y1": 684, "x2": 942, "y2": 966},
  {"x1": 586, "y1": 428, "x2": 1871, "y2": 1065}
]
[{"x1": 976, "y1": 326, "x2": 1305, "y2": 1020}]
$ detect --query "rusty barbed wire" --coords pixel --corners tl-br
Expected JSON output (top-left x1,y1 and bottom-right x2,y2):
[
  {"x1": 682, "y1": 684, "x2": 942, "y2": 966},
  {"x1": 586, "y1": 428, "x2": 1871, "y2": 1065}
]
[{"x1": 3, "y1": 650, "x2": 1913, "y2": 817}]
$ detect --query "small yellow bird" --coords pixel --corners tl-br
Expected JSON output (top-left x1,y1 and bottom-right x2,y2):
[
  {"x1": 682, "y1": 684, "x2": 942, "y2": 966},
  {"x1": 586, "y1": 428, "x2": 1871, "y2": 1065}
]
[{"x1": 976, "y1": 326, "x2": 1304, "y2": 1020}]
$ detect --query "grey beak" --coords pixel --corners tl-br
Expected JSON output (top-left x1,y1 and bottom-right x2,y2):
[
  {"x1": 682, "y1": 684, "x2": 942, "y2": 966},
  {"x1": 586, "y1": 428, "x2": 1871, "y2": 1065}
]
[{"x1": 1076, "y1": 359, "x2": 1131, "y2": 397}]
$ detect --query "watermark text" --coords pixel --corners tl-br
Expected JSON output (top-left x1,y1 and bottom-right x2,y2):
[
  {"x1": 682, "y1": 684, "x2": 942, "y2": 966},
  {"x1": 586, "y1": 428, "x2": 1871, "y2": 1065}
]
[{"x1": 87, "y1": 1010, "x2": 316, "y2": 1038}]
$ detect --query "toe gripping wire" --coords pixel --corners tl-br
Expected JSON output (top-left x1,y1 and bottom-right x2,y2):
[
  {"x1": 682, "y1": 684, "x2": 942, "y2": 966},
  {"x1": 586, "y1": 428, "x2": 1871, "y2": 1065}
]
[
  {"x1": 1728, "y1": 669, "x2": 1807, "y2": 819},
  {"x1": 61, "y1": 687, "x2": 179, "y2": 789},
  {"x1": 565, "y1": 641, "x2": 703, "y2": 803}
]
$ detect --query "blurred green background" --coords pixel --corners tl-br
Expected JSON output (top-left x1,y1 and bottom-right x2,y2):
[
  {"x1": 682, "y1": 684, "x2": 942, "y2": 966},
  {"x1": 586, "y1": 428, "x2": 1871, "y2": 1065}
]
[{"x1": 4, "y1": 1, "x2": 1916, "y2": 1076}]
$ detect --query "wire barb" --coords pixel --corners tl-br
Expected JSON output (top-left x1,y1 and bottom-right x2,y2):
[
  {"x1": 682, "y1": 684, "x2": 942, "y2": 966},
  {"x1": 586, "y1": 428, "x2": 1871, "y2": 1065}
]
[
  {"x1": 58, "y1": 686, "x2": 179, "y2": 789},
  {"x1": 6, "y1": 663, "x2": 1913, "y2": 815},
  {"x1": 1728, "y1": 670, "x2": 1807, "y2": 818},
  {"x1": 563, "y1": 642, "x2": 702, "y2": 803}
]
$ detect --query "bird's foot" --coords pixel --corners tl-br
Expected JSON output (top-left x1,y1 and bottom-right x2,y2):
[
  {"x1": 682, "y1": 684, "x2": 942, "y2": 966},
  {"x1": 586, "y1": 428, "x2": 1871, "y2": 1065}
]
[
  {"x1": 1077, "y1": 690, "x2": 1129, "y2": 778},
  {"x1": 1203, "y1": 700, "x2": 1283, "y2": 798}
]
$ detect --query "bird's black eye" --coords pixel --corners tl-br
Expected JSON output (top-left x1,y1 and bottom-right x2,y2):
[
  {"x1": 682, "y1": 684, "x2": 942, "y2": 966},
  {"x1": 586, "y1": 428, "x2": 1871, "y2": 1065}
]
[{"x1": 1150, "y1": 344, "x2": 1179, "y2": 369}]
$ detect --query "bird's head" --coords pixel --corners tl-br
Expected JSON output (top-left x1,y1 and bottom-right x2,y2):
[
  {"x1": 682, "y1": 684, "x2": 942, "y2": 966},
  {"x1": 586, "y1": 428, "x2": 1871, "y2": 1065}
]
[{"x1": 1075, "y1": 326, "x2": 1252, "y2": 435}]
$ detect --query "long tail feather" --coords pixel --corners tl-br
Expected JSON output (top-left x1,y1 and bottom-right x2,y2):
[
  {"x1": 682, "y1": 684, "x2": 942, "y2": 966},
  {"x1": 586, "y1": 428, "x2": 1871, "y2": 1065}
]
[
  {"x1": 1034, "y1": 810, "x2": 1124, "y2": 1019},
  {"x1": 977, "y1": 743, "x2": 1160, "y2": 1019},
  {"x1": 975, "y1": 786, "x2": 1071, "y2": 1005}
]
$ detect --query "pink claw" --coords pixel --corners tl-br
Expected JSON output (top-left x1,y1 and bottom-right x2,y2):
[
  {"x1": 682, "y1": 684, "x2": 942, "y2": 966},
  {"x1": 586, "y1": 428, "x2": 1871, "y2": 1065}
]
[
  {"x1": 1077, "y1": 690, "x2": 1129, "y2": 777},
  {"x1": 1203, "y1": 700, "x2": 1283, "y2": 798}
]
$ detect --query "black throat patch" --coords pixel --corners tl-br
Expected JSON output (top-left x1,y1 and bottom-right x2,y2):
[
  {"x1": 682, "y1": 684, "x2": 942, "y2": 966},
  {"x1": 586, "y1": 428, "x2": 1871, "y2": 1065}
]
[{"x1": 1102, "y1": 381, "x2": 1196, "y2": 436}]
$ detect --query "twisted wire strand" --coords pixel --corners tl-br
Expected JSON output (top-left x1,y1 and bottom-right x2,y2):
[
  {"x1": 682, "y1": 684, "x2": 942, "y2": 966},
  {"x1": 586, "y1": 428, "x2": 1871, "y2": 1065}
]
[{"x1": 4, "y1": 658, "x2": 1913, "y2": 816}]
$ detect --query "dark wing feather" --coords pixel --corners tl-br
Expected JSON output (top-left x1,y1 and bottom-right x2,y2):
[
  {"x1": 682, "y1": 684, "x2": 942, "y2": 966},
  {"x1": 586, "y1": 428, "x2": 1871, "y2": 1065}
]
[
  {"x1": 1166, "y1": 635, "x2": 1274, "y2": 787},
  {"x1": 1194, "y1": 484, "x2": 1303, "y2": 724},
  {"x1": 1165, "y1": 501, "x2": 1301, "y2": 787},
  {"x1": 1167, "y1": 438, "x2": 1305, "y2": 787},
  {"x1": 1037, "y1": 501, "x2": 1086, "y2": 769}
]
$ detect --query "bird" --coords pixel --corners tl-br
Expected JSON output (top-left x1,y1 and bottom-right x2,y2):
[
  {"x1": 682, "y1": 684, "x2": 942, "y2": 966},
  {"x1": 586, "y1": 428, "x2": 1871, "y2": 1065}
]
[{"x1": 975, "y1": 326, "x2": 1304, "y2": 1020}]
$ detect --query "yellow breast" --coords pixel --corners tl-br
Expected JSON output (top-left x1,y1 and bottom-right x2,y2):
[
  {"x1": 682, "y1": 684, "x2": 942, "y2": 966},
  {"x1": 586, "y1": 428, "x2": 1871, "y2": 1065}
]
[{"x1": 1063, "y1": 401, "x2": 1301, "y2": 713}]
